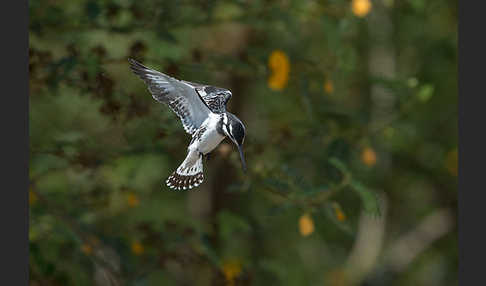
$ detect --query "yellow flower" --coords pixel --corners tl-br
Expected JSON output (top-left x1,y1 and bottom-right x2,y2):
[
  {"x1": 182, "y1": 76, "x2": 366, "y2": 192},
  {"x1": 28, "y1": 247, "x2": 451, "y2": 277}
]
[
  {"x1": 332, "y1": 203, "x2": 346, "y2": 222},
  {"x1": 361, "y1": 147, "x2": 377, "y2": 167},
  {"x1": 336, "y1": 210, "x2": 346, "y2": 222},
  {"x1": 131, "y1": 241, "x2": 144, "y2": 255},
  {"x1": 81, "y1": 244, "x2": 93, "y2": 255},
  {"x1": 268, "y1": 50, "x2": 290, "y2": 91},
  {"x1": 221, "y1": 258, "x2": 242, "y2": 286},
  {"x1": 445, "y1": 148, "x2": 458, "y2": 176},
  {"x1": 29, "y1": 190, "x2": 37, "y2": 206},
  {"x1": 299, "y1": 213, "x2": 315, "y2": 237},
  {"x1": 127, "y1": 193, "x2": 140, "y2": 207},
  {"x1": 352, "y1": 0, "x2": 372, "y2": 18},
  {"x1": 324, "y1": 79, "x2": 334, "y2": 94}
]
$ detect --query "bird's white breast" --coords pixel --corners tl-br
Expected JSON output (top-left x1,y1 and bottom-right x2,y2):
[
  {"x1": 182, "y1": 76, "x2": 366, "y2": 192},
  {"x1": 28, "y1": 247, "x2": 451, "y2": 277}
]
[{"x1": 191, "y1": 113, "x2": 225, "y2": 155}]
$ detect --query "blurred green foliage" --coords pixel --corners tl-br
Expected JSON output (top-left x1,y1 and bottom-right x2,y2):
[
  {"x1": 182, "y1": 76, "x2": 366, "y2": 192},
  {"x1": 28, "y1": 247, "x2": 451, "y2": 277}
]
[{"x1": 29, "y1": 0, "x2": 457, "y2": 285}]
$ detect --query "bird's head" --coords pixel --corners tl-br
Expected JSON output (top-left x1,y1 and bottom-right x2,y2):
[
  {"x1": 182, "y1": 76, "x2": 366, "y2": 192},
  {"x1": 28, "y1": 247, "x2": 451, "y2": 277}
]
[{"x1": 222, "y1": 113, "x2": 247, "y2": 172}]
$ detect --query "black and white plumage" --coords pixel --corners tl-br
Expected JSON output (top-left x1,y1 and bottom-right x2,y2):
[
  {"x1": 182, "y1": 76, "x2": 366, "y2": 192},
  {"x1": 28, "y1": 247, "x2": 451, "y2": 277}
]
[
  {"x1": 191, "y1": 84, "x2": 232, "y2": 114},
  {"x1": 129, "y1": 59, "x2": 247, "y2": 190}
]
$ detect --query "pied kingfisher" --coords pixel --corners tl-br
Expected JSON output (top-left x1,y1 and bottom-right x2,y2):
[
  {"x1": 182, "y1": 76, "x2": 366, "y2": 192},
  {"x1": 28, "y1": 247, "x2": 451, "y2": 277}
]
[{"x1": 129, "y1": 59, "x2": 247, "y2": 190}]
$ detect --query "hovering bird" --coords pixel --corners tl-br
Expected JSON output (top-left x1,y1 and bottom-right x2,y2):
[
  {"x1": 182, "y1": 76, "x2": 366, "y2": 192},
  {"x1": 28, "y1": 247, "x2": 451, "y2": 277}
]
[{"x1": 129, "y1": 59, "x2": 247, "y2": 190}]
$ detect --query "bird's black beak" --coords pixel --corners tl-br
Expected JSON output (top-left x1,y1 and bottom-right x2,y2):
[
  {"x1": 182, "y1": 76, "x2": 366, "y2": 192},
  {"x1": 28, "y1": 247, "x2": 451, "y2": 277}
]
[{"x1": 237, "y1": 144, "x2": 247, "y2": 173}]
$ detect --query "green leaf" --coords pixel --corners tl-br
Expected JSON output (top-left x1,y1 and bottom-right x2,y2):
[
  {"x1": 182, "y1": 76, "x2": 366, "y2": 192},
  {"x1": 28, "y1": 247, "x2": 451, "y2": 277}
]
[
  {"x1": 328, "y1": 157, "x2": 348, "y2": 174},
  {"x1": 417, "y1": 84, "x2": 434, "y2": 102},
  {"x1": 349, "y1": 180, "x2": 381, "y2": 216},
  {"x1": 319, "y1": 203, "x2": 354, "y2": 235}
]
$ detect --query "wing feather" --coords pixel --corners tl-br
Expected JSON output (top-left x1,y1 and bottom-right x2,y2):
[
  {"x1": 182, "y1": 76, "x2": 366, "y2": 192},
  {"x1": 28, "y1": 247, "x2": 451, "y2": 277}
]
[
  {"x1": 183, "y1": 80, "x2": 232, "y2": 114},
  {"x1": 129, "y1": 59, "x2": 211, "y2": 134}
]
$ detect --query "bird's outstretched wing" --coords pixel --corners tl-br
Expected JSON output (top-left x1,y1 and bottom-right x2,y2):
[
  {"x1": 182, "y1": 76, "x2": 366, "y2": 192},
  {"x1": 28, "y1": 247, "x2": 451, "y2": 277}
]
[
  {"x1": 129, "y1": 59, "x2": 211, "y2": 134},
  {"x1": 182, "y1": 80, "x2": 232, "y2": 114}
]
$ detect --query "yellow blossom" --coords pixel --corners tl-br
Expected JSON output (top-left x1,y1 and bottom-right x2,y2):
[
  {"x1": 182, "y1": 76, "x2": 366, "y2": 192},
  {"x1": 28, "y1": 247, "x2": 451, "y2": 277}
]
[
  {"x1": 445, "y1": 148, "x2": 458, "y2": 176},
  {"x1": 299, "y1": 213, "x2": 315, "y2": 237},
  {"x1": 332, "y1": 203, "x2": 346, "y2": 222},
  {"x1": 361, "y1": 147, "x2": 377, "y2": 167},
  {"x1": 81, "y1": 244, "x2": 93, "y2": 255},
  {"x1": 127, "y1": 193, "x2": 140, "y2": 207},
  {"x1": 352, "y1": 0, "x2": 372, "y2": 18},
  {"x1": 221, "y1": 258, "x2": 242, "y2": 286},
  {"x1": 336, "y1": 210, "x2": 346, "y2": 222},
  {"x1": 131, "y1": 241, "x2": 144, "y2": 255},
  {"x1": 324, "y1": 79, "x2": 334, "y2": 94},
  {"x1": 268, "y1": 50, "x2": 290, "y2": 91}
]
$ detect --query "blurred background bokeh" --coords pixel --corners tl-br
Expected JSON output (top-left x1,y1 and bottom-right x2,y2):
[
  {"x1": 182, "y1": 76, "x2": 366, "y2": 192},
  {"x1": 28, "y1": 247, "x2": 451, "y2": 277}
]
[{"x1": 29, "y1": 0, "x2": 457, "y2": 285}]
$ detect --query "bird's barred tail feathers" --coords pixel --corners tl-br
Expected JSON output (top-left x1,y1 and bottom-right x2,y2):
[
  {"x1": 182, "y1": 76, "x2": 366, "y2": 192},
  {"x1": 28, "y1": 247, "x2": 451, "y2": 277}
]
[{"x1": 166, "y1": 154, "x2": 204, "y2": 190}]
